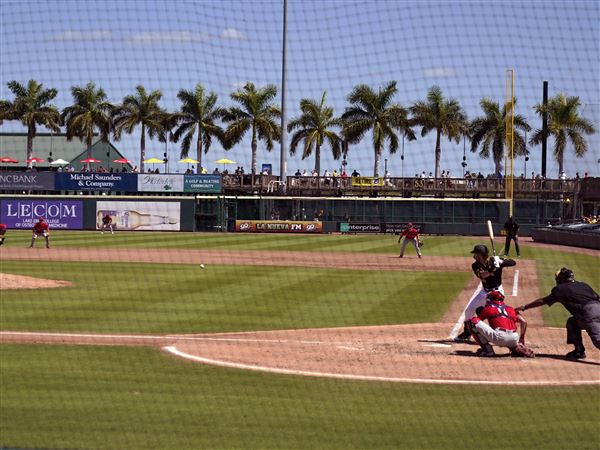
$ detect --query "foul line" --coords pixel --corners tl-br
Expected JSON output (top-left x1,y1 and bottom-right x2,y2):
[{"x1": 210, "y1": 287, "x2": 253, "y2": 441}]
[
  {"x1": 163, "y1": 346, "x2": 600, "y2": 386},
  {"x1": 512, "y1": 270, "x2": 519, "y2": 297}
]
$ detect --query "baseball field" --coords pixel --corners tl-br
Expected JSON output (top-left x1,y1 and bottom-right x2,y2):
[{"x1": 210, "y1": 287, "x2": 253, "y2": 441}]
[{"x1": 0, "y1": 231, "x2": 599, "y2": 449}]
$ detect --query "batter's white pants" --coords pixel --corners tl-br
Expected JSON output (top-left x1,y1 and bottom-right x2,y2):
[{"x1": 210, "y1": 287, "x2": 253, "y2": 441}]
[
  {"x1": 399, "y1": 238, "x2": 421, "y2": 257},
  {"x1": 464, "y1": 285, "x2": 504, "y2": 322},
  {"x1": 472, "y1": 320, "x2": 519, "y2": 350},
  {"x1": 448, "y1": 285, "x2": 504, "y2": 339}
]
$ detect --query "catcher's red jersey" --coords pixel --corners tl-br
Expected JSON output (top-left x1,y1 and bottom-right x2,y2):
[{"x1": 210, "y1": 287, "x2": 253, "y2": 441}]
[{"x1": 478, "y1": 302, "x2": 518, "y2": 331}]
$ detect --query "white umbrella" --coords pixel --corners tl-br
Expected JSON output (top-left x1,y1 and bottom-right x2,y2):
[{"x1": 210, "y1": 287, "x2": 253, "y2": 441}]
[{"x1": 49, "y1": 158, "x2": 70, "y2": 166}]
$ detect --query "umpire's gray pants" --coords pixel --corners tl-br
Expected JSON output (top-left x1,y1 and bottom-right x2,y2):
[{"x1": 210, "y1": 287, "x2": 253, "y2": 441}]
[{"x1": 566, "y1": 303, "x2": 600, "y2": 350}]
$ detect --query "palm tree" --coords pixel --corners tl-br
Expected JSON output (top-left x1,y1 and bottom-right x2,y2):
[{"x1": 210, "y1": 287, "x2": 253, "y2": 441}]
[
  {"x1": 1, "y1": 80, "x2": 61, "y2": 167},
  {"x1": 469, "y1": 98, "x2": 531, "y2": 174},
  {"x1": 62, "y1": 82, "x2": 114, "y2": 161},
  {"x1": 530, "y1": 93, "x2": 595, "y2": 176},
  {"x1": 113, "y1": 85, "x2": 168, "y2": 173},
  {"x1": 222, "y1": 82, "x2": 281, "y2": 175},
  {"x1": 287, "y1": 92, "x2": 343, "y2": 175},
  {"x1": 171, "y1": 83, "x2": 227, "y2": 174},
  {"x1": 410, "y1": 86, "x2": 468, "y2": 178},
  {"x1": 341, "y1": 81, "x2": 414, "y2": 177}
]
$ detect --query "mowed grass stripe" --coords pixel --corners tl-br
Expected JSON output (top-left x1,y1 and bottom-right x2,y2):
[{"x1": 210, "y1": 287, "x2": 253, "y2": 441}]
[
  {"x1": 2, "y1": 345, "x2": 599, "y2": 450},
  {"x1": 0, "y1": 261, "x2": 468, "y2": 333}
]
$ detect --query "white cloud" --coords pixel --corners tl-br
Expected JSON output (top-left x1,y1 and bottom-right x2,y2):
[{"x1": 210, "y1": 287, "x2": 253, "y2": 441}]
[
  {"x1": 221, "y1": 28, "x2": 246, "y2": 40},
  {"x1": 423, "y1": 67, "x2": 456, "y2": 78},
  {"x1": 128, "y1": 31, "x2": 210, "y2": 45},
  {"x1": 52, "y1": 30, "x2": 112, "y2": 41}
]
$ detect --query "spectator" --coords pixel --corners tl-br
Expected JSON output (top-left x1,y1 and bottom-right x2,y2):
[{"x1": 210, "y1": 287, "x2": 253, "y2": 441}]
[
  {"x1": 302, "y1": 169, "x2": 308, "y2": 176},
  {"x1": 351, "y1": 169, "x2": 360, "y2": 177},
  {"x1": 295, "y1": 169, "x2": 301, "y2": 176}
]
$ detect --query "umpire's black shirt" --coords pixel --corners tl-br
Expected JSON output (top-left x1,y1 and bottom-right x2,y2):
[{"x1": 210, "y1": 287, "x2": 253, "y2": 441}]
[{"x1": 543, "y1": 281, "x2": 600, "y2": 322}]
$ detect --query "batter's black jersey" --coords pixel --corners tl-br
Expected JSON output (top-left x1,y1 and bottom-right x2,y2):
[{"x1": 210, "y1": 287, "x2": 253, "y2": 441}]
[
  {"x1": 543, "y1": 281, "x2": 600, "y2": 322},
  {"x1": 472, "y1": 257, "x2": 516, "y2": 290}
]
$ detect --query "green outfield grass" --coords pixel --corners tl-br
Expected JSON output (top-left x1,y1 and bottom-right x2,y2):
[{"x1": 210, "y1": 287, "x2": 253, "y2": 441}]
[
  {"x1": 1, "y1": 233, "x2": 598, "y2": 450},
  {"x1": 0, "y1": 260, "x2": 468, "y2": 333},
  {"x1": 1, "y1": 345, "x2": 599, "y2": 450}
]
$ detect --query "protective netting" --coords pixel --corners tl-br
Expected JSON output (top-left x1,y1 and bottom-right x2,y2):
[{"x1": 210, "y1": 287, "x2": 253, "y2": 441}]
[{"x1": 1, "y1": 0, "x2": 598, "y2": 177}]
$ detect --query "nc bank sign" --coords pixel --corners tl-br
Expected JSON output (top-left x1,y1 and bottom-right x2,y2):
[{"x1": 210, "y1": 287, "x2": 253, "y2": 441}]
[{"x1": 0, "y1": 199, "x2": 83, "y2": 229}]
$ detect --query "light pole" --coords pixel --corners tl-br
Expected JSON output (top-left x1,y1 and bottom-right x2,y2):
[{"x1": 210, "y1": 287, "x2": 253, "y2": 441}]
[{"x1": 401, "y1": 133, "x2": 405, "y2": 179}]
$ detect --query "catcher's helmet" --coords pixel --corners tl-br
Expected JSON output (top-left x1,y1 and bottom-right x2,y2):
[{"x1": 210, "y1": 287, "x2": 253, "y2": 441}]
[
  {"x1": 486, "y1": 290, "x2": 505, "y2": 303},
  {"x1": 407, "y1": 222, "x2": 413, "y2": 227},
  {"x1": 555, "y1": 268, "x2": 574, "y2": 285},
  {"x1": 470, "y1": 244, "x2": 489, "y2": 256}
]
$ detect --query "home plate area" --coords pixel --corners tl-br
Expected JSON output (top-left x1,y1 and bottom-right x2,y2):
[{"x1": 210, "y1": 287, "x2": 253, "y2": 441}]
[{"x1": 166, "y1": 323, "x2": 600, "y2": 386}]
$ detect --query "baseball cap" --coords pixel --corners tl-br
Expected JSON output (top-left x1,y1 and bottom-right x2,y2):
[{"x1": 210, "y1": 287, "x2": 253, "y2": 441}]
[
  {"x1": 486, "y1": 290, "x2": 504, "y2": 302},
  {"x1": 470, "y1": 244, "x2": 489, "y2": 255},
  {"x1": 407, "y1": 222, "x2": 413, "y2": 227}
]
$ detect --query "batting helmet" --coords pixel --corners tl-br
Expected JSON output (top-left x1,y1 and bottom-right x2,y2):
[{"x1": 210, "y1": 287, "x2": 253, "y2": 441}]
[
  {"x1": 486, "y1": 290, "x2": 505, "y2": 303},
  {"x1": 470, "y1": 244, "x2": 489, "y2": 256},
  {"x1": 555, "y1": 268, "x2": 574, "y2": 285}
]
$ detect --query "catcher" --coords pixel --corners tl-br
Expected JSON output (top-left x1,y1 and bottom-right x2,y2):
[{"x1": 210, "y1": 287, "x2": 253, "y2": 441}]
[{"x1": 466, "y1": 290, "x2": 534, "y2": 357}]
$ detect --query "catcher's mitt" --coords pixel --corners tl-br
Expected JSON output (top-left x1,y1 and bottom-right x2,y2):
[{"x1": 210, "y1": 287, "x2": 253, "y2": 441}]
[
  {"x1": 511, "y1": 343, "x2": 535, "y2": 358},
  {"x1": 418, "y1": 241, "x2": 424, "y2": 247}
]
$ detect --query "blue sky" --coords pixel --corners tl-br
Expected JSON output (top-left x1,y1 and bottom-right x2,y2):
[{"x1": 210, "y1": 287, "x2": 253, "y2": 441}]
[{"x1": 1, "y1": 0, "x2": 598, "y2": 177}]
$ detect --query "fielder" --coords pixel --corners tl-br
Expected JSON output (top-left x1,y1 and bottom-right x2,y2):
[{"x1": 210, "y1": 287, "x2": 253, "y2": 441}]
[
  {"x1": 398, "y1": 222, "x2": 422, "y2": 258},
  {"x1": 451, "y1": 244, "x2": 516, "y2": 341},
  {"x1": 0, "y1": 223, "x2": 6, "y2": 246},
  {"x1": 100, "y1": 213, "x2": 114, "y2": 234},
  {"x1": 466, "y1": 290, "x2": 534, "y2": 357},
  {"x1": 29, "y1": 217, "x2": 50, "y2": 248},
  {"x1": 517, "y1": 268, "x2": 600, "y2": 360}
]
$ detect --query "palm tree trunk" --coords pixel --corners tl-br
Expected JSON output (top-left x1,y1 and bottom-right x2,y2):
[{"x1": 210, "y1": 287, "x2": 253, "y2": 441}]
[
  {"x1": 140, "y1": 125, "x2": 146, "y2": 173},
  {"x1": 434, "y1": 130, "x2": 441, "y2": 178},
  {"x1": 315, "y1": 144, "x2": 321, "y2": 176},
  {"x1": 557, "y1": 149, "x2": 564, "y2": 177},
  {"x1": 26, "y1": 123, "x2": 34, "y2": 169},
  {"x1": 494, "y1": 159, "x2": 502, "y2": 176},
  {"x1": 196, "y1": 131, "x2": 203, "y2": 174},
  {"x1": 86, "y1": 136, "x2": 93, "y2": 169},
  {"x1": 251, "y1": 125, "x2": 257, "y2": 175},
  {"x1": 373, "y1": 150, "x2": 380, "y2": 178}
]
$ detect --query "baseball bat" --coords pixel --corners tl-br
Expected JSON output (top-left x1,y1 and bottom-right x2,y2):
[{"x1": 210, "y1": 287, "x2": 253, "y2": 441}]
[{"x1": 486, "y1": 220, "x2": 497, "y2": 256}]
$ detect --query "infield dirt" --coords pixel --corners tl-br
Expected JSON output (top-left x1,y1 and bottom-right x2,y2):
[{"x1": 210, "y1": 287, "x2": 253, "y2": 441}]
[{"x1": 1, "y1": 246, "x2": 598, "y2": 385}]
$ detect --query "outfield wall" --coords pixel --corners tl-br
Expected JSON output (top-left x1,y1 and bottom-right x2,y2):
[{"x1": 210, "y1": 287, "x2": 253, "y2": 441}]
[
  {"x1": 0, "y1": 194, "x2": 563, "y2": 234},
  {"x1": 0, "y1": 196, "x2": 196, "y2": 231}
]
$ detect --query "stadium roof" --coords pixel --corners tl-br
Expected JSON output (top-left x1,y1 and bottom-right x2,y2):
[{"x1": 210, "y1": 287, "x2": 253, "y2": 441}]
[{"x1": 0, "y1": 132, "x2": 132, "y2": 171}]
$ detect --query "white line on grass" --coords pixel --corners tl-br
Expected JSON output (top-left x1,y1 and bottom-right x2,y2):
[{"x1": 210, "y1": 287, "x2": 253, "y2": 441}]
[{"x1": 163, "y1": 346, "x2": 600, "y2": 386}]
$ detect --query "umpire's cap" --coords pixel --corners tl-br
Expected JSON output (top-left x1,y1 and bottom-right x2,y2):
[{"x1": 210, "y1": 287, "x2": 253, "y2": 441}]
[
  {"x1": 470, "y1": 244, "x2": 489, "y2": 256},
  {"x1": 555, "y1": 267, "x2": 574, "y2": 285}
]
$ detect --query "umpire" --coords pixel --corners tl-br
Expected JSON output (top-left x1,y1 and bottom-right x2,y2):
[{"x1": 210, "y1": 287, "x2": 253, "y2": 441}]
[{"x1": 517, "y1": 268, "x2": 600, "y2": 360}]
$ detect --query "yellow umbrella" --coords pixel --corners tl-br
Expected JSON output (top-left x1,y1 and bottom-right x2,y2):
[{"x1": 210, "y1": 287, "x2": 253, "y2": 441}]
[
  {"x1": 216, "y1": 158, "x2": 236, "y2": 171},
  {"x1": 179, "y1": 157, "x2": 199, "y2": 170},
  {"x1": 143, "y1": 157, "x2": 164, "y2": 171}
]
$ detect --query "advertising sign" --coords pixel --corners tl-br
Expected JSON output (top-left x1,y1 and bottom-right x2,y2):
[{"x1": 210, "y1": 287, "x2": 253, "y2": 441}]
[
  {"x1": 96, "y1": 201, "x2": 180, "y2": 231},
  {"x1": 342, "y1": 223, "x2": 381, "y2": 233},
  {"x1": 55, "y1": 173, "x2": 137, "y2": 191},
  {"x1": 0, "y1": 199, "x2": 83, "y2": 229},
  {"x1": 138, "y1": 174, "x2": 184, "y2": 192},
  {"x1": 235, "y1": 220, "x2": 322, "y2": 233},
  {"x1": 351, "y1": 176, "x2": 383, "y2": 187},
  {"x1": 183, "y1": 175, "x2": 222, "y2": 193},
  {"x1": 0, "y1": 172, "x2": 55, "y2": 191}
]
